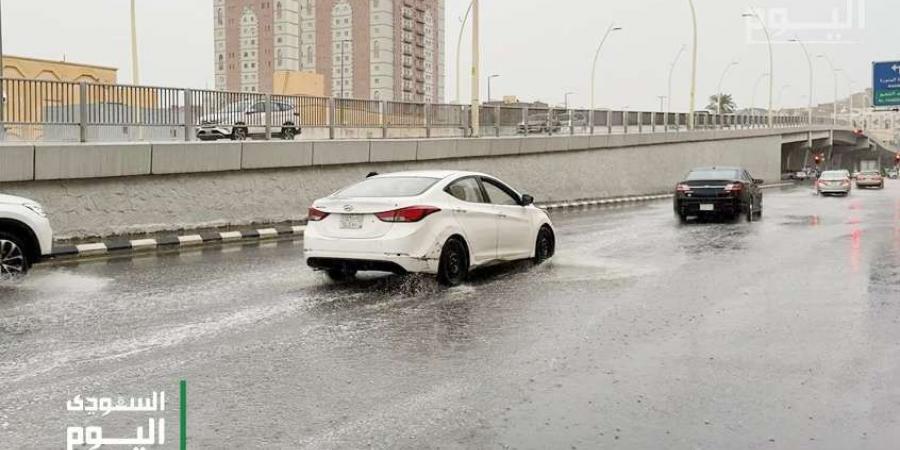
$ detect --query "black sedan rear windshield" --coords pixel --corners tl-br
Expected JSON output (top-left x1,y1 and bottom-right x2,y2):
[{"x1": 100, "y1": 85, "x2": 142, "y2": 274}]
[
  {"x1": 334, "y1": 176, "x2": 440, "y2": 198},
  {"x1": 686, "y1": 169, "x2": 740, "y2": 181}
]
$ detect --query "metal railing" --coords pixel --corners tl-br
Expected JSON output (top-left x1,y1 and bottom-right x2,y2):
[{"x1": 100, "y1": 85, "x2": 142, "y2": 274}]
[{"x1": 0, "y1": 77, "x2": 840, "y2": 143}]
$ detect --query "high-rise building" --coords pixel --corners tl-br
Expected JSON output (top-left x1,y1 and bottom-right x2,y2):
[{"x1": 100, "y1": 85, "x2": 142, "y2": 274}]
[{"x1": 213, "y1": 0, "x2": 445, "y2": 103}]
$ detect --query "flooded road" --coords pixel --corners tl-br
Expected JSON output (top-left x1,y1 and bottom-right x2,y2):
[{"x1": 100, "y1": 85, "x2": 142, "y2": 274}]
[{"x1": 2, "y1": 182, "x2": 900, "y2": 449}]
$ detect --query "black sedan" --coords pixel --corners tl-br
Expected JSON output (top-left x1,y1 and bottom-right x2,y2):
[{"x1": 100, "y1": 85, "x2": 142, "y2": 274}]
[{"x1": 674, "y1": 167, "x2": 764, "y2": 222}]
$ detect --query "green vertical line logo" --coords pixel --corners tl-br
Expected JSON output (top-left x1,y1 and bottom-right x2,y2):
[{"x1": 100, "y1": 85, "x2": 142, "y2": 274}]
[{"x1": 180, "y1": 379, "x2": 187, "y2": 450}]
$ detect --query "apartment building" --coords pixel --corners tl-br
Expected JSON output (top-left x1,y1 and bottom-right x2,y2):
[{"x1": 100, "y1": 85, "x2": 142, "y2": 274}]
[{"x1": 214, "y1": 0, "x2": 445, "y2": 102}]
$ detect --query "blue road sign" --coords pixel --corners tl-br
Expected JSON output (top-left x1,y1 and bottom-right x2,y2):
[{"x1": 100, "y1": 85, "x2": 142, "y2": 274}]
[{"x1": 873, "y1": 61, "x2": 900, "y2": 108}]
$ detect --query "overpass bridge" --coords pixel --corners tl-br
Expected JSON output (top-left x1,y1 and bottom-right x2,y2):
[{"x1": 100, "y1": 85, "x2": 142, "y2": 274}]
[{"x1": 1, "y1": 77, "x2": 897, "y2": 238}]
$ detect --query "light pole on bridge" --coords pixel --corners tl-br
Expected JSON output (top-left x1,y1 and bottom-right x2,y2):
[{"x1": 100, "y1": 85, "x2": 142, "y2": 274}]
[
  {"x1": 742, "y1": 10, "x2": 774, "y2": 128},
  {"x1": 589, "y1": 23, "x2": 622, "y2": 111},
  {"x1": 788, "y1": 37, "x2": 814, "y2": 125}
]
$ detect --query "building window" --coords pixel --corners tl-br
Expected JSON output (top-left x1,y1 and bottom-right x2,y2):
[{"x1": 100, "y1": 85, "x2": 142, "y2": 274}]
[
  {"x1": 217, "y1": 8, "x2": 223, "y2": 26},
  {"x1": 373, "y1": 40, "x2": 380, "y2": 58},
  {"x1": 277, "y1": 49, "x2": 283, "y2": 66},
  {"x1": 217, "y1": 54, "x2": 224, "y2": 71},
  {"x1": 276, "y1": 1, "x2": 282, "y2": 19}
]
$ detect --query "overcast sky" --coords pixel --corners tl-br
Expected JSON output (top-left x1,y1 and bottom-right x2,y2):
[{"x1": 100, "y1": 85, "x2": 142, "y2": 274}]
[{"x1": 2, "y1": 0, "x2": 896, "y2": 111}]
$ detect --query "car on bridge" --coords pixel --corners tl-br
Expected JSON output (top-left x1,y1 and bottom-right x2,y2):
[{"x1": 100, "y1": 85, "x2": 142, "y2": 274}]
[
  {"x1": 855, "y1": 170, "x2": 884, "y2": 189},
  {"x1": 304, "y1": 171, "x2": 555, "y2": 286},
  {"x1": 673, "y1": 167, "x2": 764, "y2": 222},
  {"x1": 816, "y1": 170, "x2": 852, "y2": 196},
  {"x1": 0, "y1": 193, "x2": 53, "y2": 277},
  {"x1": 196, "y1": 100, "x2": 300, "y2": 141}
]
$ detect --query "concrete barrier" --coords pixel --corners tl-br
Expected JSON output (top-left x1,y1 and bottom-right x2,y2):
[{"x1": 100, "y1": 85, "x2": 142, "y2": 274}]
[
  {"x1": 0, "y1": 144, "x2": 35, "y2": 182},
  {"x1": 241, "y1": 141, "x2": 313, "y2": 169},
  {"x1": 0, "y1": 130, "x2": 805, "y2": 238},
  {"x1": 370, "y1": 140, "x2": 417, "y2": 162},
  {"x1": 34, "y1": 143, "x2": 151, "y2": 180},
  {"x1": 151, "y1": 142, "x2": 242, "y2": 174},
  {"x1": 312, "y1": 141, "x2": 370, "y2": 165},
  {"x1": 416, "y1": 139, "x2": 458, "y2": 160}
]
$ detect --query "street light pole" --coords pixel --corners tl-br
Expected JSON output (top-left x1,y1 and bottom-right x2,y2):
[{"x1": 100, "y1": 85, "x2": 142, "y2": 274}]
[
  {"x1": 470, "y1": 0, "x2": 480, "y2": 137},
  {"x1": 589, "y1": 23, "x2": 622, "y2": 111},
  {"x1": 564, "y1": 91, "x2": 575, "y2": 110},
  {"x1": 751, "y1": 72, "x2": 770, "y2": 121},
  {"x1": 455, "y1": 0, "x2": 474, "y2": 104},
  {"x1": 130, "y1": 0, "x2": 140, "y2": 85},
  {"x1": 667, "y1": 44, "x2": 686, "y2": 120},
  {"x1": 817, "y1": 54, "x2": 838, "y2": 125},
  {"x1": 715, "y1": 60, "x2": 739, "y2": 123},
  {"x1": 743, "y1": 11, "x2": 773, "y2": 128},
  {"x1": 487, "y1": 74, "x2": 499, "y2": 103},
  {"x1": 657, "y1": 96, "x2": 666, "y2": 112},
  {"x1": 687, "y1": 0, "x2": 698, "y2": 130},
  {"x1": 789, "y1": 37, "x2": 814, "y2": 125}
]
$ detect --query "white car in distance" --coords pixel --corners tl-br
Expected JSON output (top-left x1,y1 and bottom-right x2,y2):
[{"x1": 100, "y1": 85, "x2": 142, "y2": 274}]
[
  {"x1": 304, "y1": 171, "x2": 556, "y2": 286},
  {"x1": 0, "y1": 193, "x2": 53, "y2": 277}
]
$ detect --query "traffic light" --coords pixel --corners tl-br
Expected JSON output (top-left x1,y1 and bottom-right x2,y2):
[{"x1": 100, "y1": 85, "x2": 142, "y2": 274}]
[
  {"x1": 895, "y1": 153, "x2": 900, "y2": 165},
  {"x1": 815, "y1": 155, "x2": 822, "y2": 165}
]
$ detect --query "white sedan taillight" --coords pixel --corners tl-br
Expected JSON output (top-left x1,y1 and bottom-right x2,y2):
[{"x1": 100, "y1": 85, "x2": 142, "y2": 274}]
[{"x1": 375, "y1": 206, "x2": 441, "y2": 223}]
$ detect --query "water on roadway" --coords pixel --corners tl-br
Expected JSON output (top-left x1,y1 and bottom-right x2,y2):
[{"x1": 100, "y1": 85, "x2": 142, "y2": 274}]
[{"x1": 1, "y1": 182, "x2": 899, "y2": 449}]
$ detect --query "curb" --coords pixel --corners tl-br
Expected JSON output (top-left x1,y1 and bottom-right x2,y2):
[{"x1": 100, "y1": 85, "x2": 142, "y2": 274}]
[
  {"x1": 48, "y1": 225, "x2": 307, "y2": 260},
  {"x1": 536, "y1": 183, "x2": 795, "y2": 212},
  {"x1": 538, "y1": 193, "x2": 673, "y2": 212},
  {"x1": 44, "y1": 183, "x2": 796, "y2": 262}
]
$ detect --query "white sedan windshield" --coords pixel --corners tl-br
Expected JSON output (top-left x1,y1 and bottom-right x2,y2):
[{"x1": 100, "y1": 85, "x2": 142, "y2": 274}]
[{"x1": 334, "y1": 177, "x2": 440, "y2": 198}]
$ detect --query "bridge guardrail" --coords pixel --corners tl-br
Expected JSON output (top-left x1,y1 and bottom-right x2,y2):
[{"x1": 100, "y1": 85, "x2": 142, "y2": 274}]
[{"x1": 0, "y1": 77, "x2": 845, "y2": 143}]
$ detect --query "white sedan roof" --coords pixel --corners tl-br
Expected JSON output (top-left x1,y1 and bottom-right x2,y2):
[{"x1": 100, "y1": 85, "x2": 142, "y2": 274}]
[{"x1": 371, "y1": 170, "x2": 489, "y2": 180}]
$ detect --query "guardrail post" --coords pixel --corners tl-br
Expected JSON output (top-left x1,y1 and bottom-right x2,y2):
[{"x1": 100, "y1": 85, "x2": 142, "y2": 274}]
[
  {"x1": 425, "y1": 103, "x2": 432, "y2": 138},
  {"x1": 78, "y1": 81, "x2": 88, "y2": 143},
  {"x1": 328, "y1": 97, "x2": 336, "y2": 140},
  {"x1": 264, "y1": 94, "x2": 272, "y2": 140},
  {"x1": 637, "y1": 112, "x2": 643, "y2": 133},
  {"x1": 569, "y1": 109, "x2": 575, "y2": 135},
  {"x1": 651, "y1": 112, "x2": 656, "y2": 133},
  {"x1": 589, "y1": 110, "x2": 595, "y2": 135},
  {"x1": 380, "y1": 101, "x2": 387, "y2": 138},
  {"x1": 183, "y1": 88, "x2": 193, "y2": 142},
  {"x1": 607, "y1": 110, "x2": 612, "y2": 134},
  {"x1": 494, "y1": 106, "x2": 501, "y2": 137},
  {"x1": 522, "y1": 107, "x2": 529, "y2": 136},
  {"x1": 623, "y1": 111, "x2": 629, "y2": 134}
]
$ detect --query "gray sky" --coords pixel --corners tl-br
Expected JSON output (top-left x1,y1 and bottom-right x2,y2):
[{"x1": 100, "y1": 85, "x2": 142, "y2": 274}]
[{"x1": 3, "y1": 0, "x2": 896, "y2": 111}]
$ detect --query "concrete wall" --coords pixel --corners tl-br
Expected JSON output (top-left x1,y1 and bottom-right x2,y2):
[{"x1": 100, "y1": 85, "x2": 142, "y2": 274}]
[{"x1": 0, "y1": 133, "x2": 785, "y2": 238}]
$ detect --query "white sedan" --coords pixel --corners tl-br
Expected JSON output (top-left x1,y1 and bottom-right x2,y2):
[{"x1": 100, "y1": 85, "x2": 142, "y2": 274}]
[
  {"x1": 304, "y1": 171, "x2": 556, "y2": 286},
  {"x1": 1, "y1": 193, "x2": 53, "y2": 277}
]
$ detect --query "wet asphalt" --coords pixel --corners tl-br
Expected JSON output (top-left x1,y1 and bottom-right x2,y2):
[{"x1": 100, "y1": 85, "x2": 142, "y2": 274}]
[{"x1": 1, "y1": 181, "x2": 900, "y2": 449}]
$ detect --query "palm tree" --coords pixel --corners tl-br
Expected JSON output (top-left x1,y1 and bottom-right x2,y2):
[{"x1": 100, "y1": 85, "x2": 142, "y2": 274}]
[{"x1": 706, "y1": 93, "x2": 737, "y2": 113}]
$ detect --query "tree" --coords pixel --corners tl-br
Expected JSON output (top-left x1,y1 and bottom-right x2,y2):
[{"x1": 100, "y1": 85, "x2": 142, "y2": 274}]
[{"x1": 706, "y1": 93, "x2": 737, "y2": 113}]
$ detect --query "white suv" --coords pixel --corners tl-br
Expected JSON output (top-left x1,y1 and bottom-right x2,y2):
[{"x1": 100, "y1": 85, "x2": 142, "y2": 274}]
[
  {"x1": 0, "y1": 194, "x2": 53, "y2": 276},
  {"x1": 196, "y1": 100, "x2": 300, "y2": 141}
]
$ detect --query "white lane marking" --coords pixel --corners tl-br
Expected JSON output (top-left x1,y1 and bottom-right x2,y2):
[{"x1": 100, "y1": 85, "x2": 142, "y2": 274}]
[
  {"x1": 177, "y1": 235, "x2": 203, "y2": 246},
  {"x1": 220, "y1": 231, "x2": 243, "y2": 241},
  {"x1": 129, "y1": 239, "x2": 158, "y2": 250},
  {"x1": 75, "y1": 243, "x2": 108, "y2": 255},
  {"x1": 257, "y1": 228, "x2": 279, "y2": 238}
]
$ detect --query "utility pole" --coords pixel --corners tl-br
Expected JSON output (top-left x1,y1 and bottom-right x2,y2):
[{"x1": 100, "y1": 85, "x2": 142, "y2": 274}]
[
  {"x1": 687, "y1": 0, "x2": 698, "y2": 130},
  {"x1": 470, "y1": 0, "x2": 480, "y2": 137},
  {"x1": 130, "y1": 0, "x2": 140, "y2": 85}
]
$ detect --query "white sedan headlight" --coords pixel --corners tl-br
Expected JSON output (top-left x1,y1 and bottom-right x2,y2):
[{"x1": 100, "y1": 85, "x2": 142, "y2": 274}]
[{"x1": 23, "y1": 202, "x2": 46, "y2": 218}]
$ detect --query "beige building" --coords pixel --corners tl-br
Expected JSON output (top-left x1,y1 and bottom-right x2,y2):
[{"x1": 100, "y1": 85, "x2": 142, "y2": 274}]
[
  {"x1": 273, "y1": 70, "x2": 325, "y2": 96},
  {"x1": 214, "y1": 0, "x2": 445, "y2": 102},
  {"x1": 1, "y1": 55, "x2": 118, "y2": 84}
]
